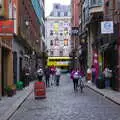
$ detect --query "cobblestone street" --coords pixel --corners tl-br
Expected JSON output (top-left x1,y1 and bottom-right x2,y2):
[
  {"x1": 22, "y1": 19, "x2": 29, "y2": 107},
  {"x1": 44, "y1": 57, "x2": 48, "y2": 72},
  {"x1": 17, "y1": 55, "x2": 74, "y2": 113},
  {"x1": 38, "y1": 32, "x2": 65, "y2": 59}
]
[{"x1": 10, "y1": 74, "x2": 120, "y2": 120}]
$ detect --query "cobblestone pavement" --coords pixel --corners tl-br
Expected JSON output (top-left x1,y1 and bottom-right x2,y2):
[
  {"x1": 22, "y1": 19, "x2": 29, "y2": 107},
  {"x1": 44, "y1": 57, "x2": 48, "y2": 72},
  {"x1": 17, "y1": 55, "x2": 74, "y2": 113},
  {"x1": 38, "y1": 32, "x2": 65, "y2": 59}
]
[{"x1": 10, "y1": 74, "x2": 120, "y2": 120}]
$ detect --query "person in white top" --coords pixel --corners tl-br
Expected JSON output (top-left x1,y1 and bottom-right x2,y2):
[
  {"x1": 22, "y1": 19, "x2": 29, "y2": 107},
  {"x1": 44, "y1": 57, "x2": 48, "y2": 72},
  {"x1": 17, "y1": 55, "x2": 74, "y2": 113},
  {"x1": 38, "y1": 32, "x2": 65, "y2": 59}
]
[
  {"x1": 103, "y1": 66, "x2": 112, "y2": 88},
  {"x1": 91, "y1": 65, "x2": 96, "y2": 84},
  {"x1": 55, "y1": 68, "x2": 61, "y2": 86},
  {"x1": 37, "y1": 68, "x2": 43, "y2": 81}
]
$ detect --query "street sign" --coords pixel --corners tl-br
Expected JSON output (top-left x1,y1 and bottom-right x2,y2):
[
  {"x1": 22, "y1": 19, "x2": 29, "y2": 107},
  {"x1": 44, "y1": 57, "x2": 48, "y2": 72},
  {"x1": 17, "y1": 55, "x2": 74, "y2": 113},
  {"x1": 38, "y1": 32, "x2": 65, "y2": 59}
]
[
  {"x1": 101, "y1": 21, "x2": 114, "y2": 34},
  {"x1": 0, "y1": 20, "x2": 14, "y2": 37},
  {"x1": 71, "y1": 27, "x2": 79, "y2": 36}
]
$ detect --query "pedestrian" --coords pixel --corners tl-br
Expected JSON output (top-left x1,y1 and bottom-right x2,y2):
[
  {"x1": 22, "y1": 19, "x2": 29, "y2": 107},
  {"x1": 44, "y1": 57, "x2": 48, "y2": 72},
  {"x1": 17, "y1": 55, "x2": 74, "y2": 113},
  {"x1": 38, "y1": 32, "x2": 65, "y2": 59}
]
[
  {"x1": 91, "y1": 65, "x2": 96, "y2": 84},
  {"x1": 37, "y1": 68, "x2": 43, "y2": 81},
  {"x1": 44, "y1": 66, "x2": 50, "y2": 87},
  {"x1": 55, "y1": 67, "x2": 61, "y2": 86},
  {"x1": 70, "y1": 69, "x2": 75, "y2": 80},
  {"x1": 72, "y1": 68, "x2": 80, "y2": 91},
  {"x1": 50, "y1": 66, "x2": 56, "y2": 85},
  {"x1": 103, "y1": 65, "x2": 112, "y2": 88}
]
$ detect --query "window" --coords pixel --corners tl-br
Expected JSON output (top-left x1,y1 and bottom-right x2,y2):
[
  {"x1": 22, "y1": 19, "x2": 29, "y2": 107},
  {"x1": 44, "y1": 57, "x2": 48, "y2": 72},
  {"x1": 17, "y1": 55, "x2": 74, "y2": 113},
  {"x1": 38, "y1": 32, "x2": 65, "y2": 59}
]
[
  {"x1": 61, "y1": 12, "x2": 64, "y2": 17},
  {"x1": 55, "y1": 4, "x2": 59, "y2": 9},
  {"x1": 64, "y1": 12, "x2": 68, "y2": 16},
  {"x1": 50, "y1": 40, "x2": 53, "y2": 46},
  {"x1": 91, "y1": 0, "x2": 96, "y2": 5},
  {"x1": 64, "y1": 39, "x2": 68, "y2": 46},
  {"x1": 60, "y1": 33, "x2": 63, "y2": 36},
  {"x1": 50, "y1": 30, "x2": 53, "y2": 36},
  {"x1": 50, "y1": 51, "x2": 54, "y2": 56},
  {"x1": 59, "y1": 51, "x2": 63, "y2": 56},
  {"x1": 58, "y1": 11, "x2": 60, "y2": 17},
  {"x1": 105, "y1": 1, "x2": 109, "y2": 7},
  {"x1": 64, "y1": 28, "x2": 68, "y2": 35}
]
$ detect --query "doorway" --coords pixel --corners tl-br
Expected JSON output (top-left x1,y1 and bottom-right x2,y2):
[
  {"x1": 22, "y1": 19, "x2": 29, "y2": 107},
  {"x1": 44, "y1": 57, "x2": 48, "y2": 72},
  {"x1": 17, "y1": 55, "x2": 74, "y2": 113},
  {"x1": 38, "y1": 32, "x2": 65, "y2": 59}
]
[
  {"x1": 13, "y1": 52, "x2": 17, "y2": 84},
  {"x1": 1, "y1": 47, "x2": 9, "y2": 96},
  {"x1": 19, "y1": 57, "x2": 23, "y2": 81}
]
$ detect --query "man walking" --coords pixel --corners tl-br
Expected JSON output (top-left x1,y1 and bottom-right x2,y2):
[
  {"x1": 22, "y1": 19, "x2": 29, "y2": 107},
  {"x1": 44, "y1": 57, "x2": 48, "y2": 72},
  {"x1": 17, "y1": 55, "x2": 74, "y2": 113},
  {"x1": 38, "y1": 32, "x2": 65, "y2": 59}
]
[{"x1": 44, "y1": 67, "x2": 50, "y2": 87}]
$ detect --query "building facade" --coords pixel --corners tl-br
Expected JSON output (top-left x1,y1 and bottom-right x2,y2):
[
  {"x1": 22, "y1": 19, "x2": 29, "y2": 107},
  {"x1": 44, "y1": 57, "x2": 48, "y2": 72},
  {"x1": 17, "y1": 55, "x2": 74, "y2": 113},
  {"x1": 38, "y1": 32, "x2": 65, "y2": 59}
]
[
  {"x1": 11, "y1": 0, "x2": 43, "y2": 85},
  {"x1": 70, "y1": 0, "x2": 81, "y2": 69},
  {"x1": 45, "y1": 4, "x2": 71, "y2": 57},
  {"x1": 0, "y1": 0, "x2": 44, "y2": 96},
  {"x1": 72, "y1": 0, "x2": 120, "y2": 91},
  {"x1": 31, "y1": 0, "x2": 45, "y2": 68},
  {"x1": 0, "y1": 0, "x2": 14, "y2": 96},
  {"x1": 103, "y1": 0, "x2": 120, "y2": 91}
]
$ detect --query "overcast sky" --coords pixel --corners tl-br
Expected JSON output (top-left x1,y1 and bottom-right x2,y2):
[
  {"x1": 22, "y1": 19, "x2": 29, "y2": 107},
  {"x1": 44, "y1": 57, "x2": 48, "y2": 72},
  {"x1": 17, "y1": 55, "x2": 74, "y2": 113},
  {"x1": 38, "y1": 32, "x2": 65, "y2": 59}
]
[{"x1": 45, "y1": 0, "x2": 71, "y2": 17}]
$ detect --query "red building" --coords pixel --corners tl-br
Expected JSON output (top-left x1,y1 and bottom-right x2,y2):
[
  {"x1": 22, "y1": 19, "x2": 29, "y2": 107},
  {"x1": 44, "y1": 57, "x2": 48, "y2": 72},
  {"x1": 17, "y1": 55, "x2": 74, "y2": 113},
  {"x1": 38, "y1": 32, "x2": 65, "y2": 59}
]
[
  {"x1": 71, "y1": 0, "x2": 80, "y2": 49},
  {"x1": 70, "y1": 0, "x2": 80, "y2": 69}
]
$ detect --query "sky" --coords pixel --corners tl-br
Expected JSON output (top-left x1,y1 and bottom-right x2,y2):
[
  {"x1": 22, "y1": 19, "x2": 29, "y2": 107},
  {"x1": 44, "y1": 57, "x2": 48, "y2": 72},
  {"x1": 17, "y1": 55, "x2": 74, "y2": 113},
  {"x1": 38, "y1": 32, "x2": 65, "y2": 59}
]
[{"x1": 45, "y1": 0, "x2": 71, "y2": 17}]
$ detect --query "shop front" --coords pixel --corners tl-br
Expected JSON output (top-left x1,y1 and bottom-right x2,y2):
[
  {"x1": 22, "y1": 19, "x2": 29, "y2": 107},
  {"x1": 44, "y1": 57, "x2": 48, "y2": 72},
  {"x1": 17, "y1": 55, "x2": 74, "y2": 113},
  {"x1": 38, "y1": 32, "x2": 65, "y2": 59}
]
[
  {"x1": 0, "y1": 38, "x2": 13, "y2": 96},
  {"x1": 0, "y1": 20, "x2": 14, "y2": 96}
]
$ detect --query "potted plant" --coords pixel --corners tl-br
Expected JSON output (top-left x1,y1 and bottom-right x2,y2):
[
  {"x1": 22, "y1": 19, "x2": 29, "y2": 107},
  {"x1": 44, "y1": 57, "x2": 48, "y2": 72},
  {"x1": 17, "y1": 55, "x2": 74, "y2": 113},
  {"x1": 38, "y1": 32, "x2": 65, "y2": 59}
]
[{"x1": 5, "y1": 86, "x2": 14, "y2": 97}]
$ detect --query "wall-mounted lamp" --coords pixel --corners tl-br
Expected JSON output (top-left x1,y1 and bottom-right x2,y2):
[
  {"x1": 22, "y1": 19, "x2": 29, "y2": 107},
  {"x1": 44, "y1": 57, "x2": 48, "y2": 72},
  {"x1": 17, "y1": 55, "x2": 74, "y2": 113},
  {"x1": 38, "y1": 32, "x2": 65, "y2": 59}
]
[
  {"x1": 25, "y1": 20, "x2": 29, "y2": 26},
  {"x1": 32, "y1": 51, "x2": 35, "y2": 55},
  {"x1": 36, "y1": 40, "x2": 39, "y2": 44}
]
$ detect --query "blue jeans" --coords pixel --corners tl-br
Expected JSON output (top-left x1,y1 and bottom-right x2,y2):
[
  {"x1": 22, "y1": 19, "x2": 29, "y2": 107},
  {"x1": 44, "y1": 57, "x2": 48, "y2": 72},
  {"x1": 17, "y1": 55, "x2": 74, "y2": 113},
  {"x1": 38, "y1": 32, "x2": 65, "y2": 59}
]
[
  {"x1": 105, "y1": 77, "x2": 110, "y2": 88},
  {"x1": 92, "y1": 73, "x2": 96, "y2": 84}
]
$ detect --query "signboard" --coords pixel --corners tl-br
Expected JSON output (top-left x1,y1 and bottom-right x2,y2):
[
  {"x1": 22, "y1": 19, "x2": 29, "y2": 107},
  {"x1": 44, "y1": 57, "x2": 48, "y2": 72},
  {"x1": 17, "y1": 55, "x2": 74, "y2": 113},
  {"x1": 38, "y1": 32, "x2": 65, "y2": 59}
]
[
  {"x1": 0, "y1": 20, "x2": 14, "y2": 36},
  {"x1": 71, "y1": 27, "x2": 79, "y2": 36},
  {"x1": 101, "y1": 21, "x2": 114, "y2": 34},
  {"x1": 54, "y1": 23, "x2": 59, "y2": 32}
]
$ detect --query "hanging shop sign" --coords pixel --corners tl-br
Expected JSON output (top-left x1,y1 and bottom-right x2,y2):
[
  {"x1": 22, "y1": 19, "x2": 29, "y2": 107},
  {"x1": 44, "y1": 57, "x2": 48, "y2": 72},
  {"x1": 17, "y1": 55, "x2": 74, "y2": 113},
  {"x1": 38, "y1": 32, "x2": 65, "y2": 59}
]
[
  {"x1": 101, "y1": 21, "x2": 114, "y2": 34},
  {"x1": 0, "y1": 20, "x2": 14, "y2": 36},
  {"x1": 71, "y1": 27, "x2": 79, "y2": 36}
]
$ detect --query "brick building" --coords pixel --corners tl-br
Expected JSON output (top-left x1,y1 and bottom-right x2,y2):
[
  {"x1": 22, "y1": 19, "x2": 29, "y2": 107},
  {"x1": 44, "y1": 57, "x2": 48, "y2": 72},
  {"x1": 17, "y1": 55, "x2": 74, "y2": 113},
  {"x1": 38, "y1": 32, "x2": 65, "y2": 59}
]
[{"x1": 0, "y1": 0, "x2": 43, "y2": 96}]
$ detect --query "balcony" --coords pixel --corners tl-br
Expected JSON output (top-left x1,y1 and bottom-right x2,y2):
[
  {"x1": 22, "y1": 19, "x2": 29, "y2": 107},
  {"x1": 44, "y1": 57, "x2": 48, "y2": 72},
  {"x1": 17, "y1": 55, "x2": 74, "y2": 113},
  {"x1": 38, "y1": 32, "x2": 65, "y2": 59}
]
[{"x1": 89, "y1": 0, "x2": 104, "y2": 14}]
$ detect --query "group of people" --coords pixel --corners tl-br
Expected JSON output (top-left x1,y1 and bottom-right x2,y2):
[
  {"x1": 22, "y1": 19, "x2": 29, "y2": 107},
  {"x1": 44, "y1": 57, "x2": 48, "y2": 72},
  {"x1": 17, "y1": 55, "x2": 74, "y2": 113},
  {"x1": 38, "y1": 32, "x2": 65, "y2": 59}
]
[
  {"x1": 71, "y1": 64, "x2": 113, "y2": 91},
  {"x1": 37, "y1": 66, "x2": 61, "y2": 87},
  {"x1": 89, "y1": 65, "x2": 112, "y2": 88}
]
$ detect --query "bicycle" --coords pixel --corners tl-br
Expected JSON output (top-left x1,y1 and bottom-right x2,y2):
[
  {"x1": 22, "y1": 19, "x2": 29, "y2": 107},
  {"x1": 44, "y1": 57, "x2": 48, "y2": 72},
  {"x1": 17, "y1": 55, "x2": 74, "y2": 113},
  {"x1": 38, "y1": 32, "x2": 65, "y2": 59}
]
[{"x1": 77, "y1": 76, "x2": 85, "y2": 93}]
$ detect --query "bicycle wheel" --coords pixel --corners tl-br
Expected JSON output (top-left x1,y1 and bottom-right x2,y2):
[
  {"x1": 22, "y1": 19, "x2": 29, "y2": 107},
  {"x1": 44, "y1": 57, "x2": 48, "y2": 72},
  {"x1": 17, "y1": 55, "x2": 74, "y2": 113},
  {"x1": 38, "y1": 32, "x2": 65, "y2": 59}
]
[{"x1": 80, "y1": 80, "x2": 84, "y2": 93}]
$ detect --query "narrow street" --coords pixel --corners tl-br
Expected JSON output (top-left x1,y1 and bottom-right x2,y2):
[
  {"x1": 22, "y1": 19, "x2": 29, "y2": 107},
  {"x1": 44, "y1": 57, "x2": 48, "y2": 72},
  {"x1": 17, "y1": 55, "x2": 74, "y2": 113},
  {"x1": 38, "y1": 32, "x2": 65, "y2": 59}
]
[{"x1": 10, "y1": 74, "x2": 120, "y2": 120}]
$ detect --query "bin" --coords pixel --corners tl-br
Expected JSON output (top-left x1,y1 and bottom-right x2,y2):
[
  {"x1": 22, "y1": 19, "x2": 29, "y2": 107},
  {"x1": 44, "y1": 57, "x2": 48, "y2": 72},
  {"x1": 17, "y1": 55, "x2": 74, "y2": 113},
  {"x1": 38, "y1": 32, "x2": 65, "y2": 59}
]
[
  {"x1": 96, "y1": 74, "x2": 105, "y2": 89},
  {"x1": 16, "y1": 81, "x2": 23, "y2": 90}
]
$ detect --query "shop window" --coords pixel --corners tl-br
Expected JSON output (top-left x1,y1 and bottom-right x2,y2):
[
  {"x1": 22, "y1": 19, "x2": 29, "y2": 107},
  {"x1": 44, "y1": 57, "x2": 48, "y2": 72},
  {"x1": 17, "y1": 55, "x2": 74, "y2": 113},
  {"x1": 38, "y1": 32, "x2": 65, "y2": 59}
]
[{"x1": 64, "y1": 39, "x2": 68, "y2": 46}]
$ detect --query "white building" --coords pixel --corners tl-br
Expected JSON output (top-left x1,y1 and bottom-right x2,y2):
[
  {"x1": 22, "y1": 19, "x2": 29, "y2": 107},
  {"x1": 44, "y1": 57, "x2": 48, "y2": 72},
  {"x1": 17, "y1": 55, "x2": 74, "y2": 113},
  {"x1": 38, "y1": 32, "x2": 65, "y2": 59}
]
[{"x1": 45, "y1": 4, "x2": 71, "y2": 57}]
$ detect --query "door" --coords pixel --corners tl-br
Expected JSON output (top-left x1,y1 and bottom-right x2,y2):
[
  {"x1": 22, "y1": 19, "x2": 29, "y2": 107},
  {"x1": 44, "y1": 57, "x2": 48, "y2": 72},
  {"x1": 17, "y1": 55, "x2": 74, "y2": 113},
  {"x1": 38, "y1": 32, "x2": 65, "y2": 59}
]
[
  {"x1": 19, "y1": 57, "x2": 22, "y2": 81},
  {"x1": 13, "y1": 52, "x2": 17, "y2": 84}
]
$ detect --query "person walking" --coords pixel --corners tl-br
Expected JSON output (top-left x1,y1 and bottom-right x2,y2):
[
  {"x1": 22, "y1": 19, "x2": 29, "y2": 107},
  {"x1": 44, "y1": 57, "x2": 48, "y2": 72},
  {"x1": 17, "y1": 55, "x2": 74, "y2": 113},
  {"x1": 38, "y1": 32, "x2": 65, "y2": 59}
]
[
  {"x1": 50, "y1": 66, "x2": 56, "y2": 85},
  {"x1": 37, "y1": 68, "x2": 43, "y2": 81},
  {"x1": 44, "y1": 66, "x2": 50, "y2": 87},
  {"x1": 103, "y1": 66, "x2": 112, "y2": 88},
  {"x1": 55, "y1": 67, "x2": 61, "y2": 86},
  {"x1": 91, "y1": 65, "x2": 96, "y2": 84},
  {"x1": 72, "y1": 68, "x2": 80, "y2": 91}
]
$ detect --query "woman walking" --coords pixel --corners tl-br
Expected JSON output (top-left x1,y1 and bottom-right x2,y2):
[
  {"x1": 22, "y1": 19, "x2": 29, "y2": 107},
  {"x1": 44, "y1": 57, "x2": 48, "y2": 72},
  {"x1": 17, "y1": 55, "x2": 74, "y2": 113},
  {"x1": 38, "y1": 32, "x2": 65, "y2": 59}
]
[{"x1": 72, "y1": 69, "x2": 80, "y2": 91}]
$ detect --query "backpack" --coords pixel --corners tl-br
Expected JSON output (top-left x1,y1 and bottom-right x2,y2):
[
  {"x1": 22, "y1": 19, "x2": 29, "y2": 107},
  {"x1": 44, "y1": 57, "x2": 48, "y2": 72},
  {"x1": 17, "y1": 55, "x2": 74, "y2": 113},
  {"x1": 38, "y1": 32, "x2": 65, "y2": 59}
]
[{"x1": 73, "y1": 72, "x2": 79, "y2": 79}]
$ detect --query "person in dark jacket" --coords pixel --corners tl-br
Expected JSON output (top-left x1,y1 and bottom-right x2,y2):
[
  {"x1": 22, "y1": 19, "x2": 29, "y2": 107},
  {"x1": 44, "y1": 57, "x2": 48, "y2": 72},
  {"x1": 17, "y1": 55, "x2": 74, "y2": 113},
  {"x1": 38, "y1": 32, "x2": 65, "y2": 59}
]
[{"x1": 44, "y1": 66, "x2": 50, "y2": 87}]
